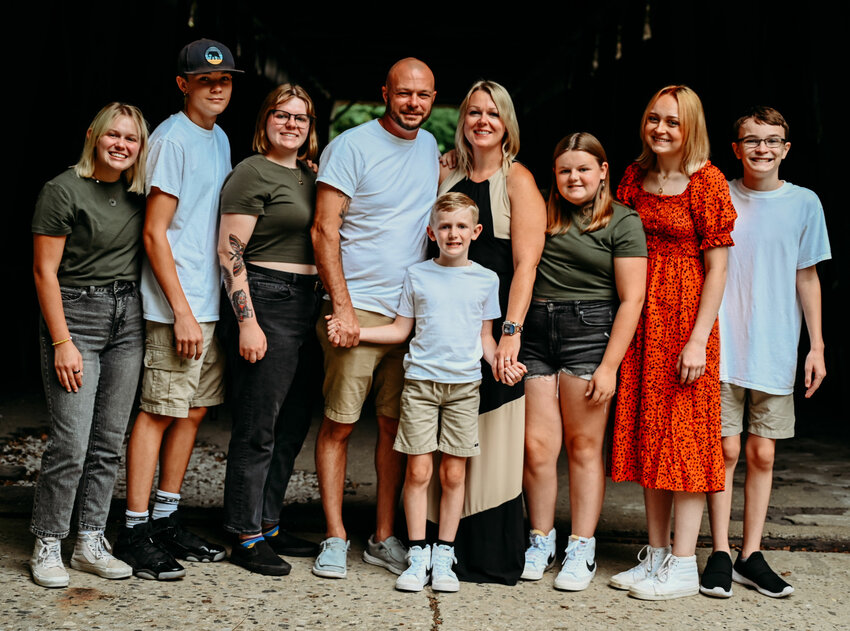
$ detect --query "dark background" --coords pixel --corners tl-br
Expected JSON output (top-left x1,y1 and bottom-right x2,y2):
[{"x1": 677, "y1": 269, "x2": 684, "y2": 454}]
[{"x1": 8, "y1": 1, "x2": 845, "y2": 436}]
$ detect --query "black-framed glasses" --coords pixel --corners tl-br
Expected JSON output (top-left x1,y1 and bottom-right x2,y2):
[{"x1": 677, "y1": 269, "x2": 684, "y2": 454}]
[
  {"x1": 270, "y1": 109, "x2": 313, "y2": 128},
  {"x1": 737, "y1": 136, "x2": 786, "y2": 149}
]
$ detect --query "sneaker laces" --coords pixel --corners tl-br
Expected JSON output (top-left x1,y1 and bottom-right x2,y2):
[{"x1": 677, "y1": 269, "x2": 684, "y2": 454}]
[
  {"x1": 81, "y1": 532, "x2": 112, "y2": 560},
  {"x1": 526, "y1": 533, "x2": 552, "y2": 568},
  {"x1": 38, "y1": 539, "x2": 63, "y2": 569},
  {"x1": 433, "y1": 548, "x2": 456, "y2": 574},
  {"x1": 654, "y1": 553, "x2": 675, "y2": 583},
  {"x1": 406, "y1": 549, "x2": 430, "y2": 575},
  {"x1": 561, "y1": 539, "x2": 588, "y2": 571}
]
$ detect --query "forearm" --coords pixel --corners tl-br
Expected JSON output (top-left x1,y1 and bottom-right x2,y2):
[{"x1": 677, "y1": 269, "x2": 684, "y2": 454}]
[
  {"x1": 358, "y1": 317, "x2": 413, "y2": 344},
  {"x1": 33, "y1": 270, "x2": 69, "y2": 341},
  {"x1": 688, "y1": 248, "x2": 728, "y2": 347},
  {"x1": 312, "y1": 224, "x2": 353, "y2": 313},
  {"x1": 797, "y1": 267, "x2": 825, "y2": 351},
  {"x1": 598, "y1": 296, "x2": 643, "y2": 372},
  {"x1": 218, "y1": 231, "x2": 257, "y2": 325},
  {"x1": 504, "y1": 260, "x2": 536, "y2": 325},
  {"x1": 481, "y1": 332, "x2": 498, "y2": 366},
  {"x1": 144, "y1": 230, "x2": 194, "y2": 320}
]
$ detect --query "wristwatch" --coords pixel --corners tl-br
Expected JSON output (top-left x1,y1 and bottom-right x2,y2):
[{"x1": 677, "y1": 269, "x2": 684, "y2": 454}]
[{"x1": 502, "y1": 320, "x2": 523, "y2": 336}]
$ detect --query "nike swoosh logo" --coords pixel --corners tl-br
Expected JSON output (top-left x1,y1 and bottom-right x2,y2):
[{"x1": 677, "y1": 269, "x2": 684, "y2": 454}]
[{"x1": 587, "y1": 561, "x2": 596, "y2": 572}]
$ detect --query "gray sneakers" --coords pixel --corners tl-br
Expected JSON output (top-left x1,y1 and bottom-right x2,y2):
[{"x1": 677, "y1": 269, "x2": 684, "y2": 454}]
[
  {"x1": 363, "y1": 534, "x2": 407, "y2": 575},
  {"x1": 71, "y1": 531, "x2": 133, "y2": 579},
  {"x1": 29, "y1": 537, "x2": 69, "y2": 588}
]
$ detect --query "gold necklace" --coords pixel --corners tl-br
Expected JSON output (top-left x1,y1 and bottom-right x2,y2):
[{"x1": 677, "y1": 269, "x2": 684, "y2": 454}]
[
  {"x1": 288, "y1": 164, "x2": 303, "y2": 186},
  {"x1": 657, "y1": 171, "x2": 669, "y2": 195}
]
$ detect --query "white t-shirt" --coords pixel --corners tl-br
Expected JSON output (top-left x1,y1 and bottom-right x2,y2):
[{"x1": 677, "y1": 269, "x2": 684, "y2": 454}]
[
  {"x1": 397, "y1": 259, "x2": 501, "y2": 383},
  {"x1": 140, "y1": 112, "x2": 231, "y2": 323},
  {"x1": 719, "y1": 179, "x2": 831, "y2": 394},
  {"x1": 316, "y1": 119, "x2": 440, "y2": 317}
]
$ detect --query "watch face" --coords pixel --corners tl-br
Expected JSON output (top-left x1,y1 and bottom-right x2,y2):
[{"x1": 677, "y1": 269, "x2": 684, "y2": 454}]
[{"x1": 503, "y1": 322, "x2": 516, "y2": 335}]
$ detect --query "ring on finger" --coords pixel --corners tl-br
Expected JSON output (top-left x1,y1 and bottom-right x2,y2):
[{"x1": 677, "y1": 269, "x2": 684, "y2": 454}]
[{"x1": 73, "y1": 370, "x2": 81, "y2": 374}]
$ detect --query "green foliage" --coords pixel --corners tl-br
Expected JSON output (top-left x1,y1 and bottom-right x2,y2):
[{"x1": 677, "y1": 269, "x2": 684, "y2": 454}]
[{"x1": 329, "y1": 103, "x2": 458, "y2": 153}]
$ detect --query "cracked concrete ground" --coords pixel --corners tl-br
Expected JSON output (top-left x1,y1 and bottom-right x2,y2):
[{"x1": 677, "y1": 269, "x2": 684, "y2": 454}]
[{"x1": 1, "y1": 393, "x2": 848, "y2": 630}]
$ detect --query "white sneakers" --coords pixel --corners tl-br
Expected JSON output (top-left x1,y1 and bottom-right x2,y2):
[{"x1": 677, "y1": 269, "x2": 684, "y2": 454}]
[
  {"x1": 609, "y1": 543, "x2": 671, "y2": 590},
  {"x1": 554, "y1": 536, "x2": 596, "y2": 591},
  {"x1": 30, "y1": 532, "x2": 132, "y2": 588},
  {"x1": 71, "y1": 531, "x2": 133, "y2": 579},
  {"x1": 521, "y1": 528, "x2": 556, "y2": 580},
  {"x1": 628, "y1": 553, "x2": 699, "y2": 600},
  {"x1": 395, "y1": 543, "x2": 459, "y2": 593},
  {"x1": 30, "y1": 537, "x2": 69, "y2": 588},
  {"x1": 395, "y1": 545, "x2": 431, "y2": 592}
]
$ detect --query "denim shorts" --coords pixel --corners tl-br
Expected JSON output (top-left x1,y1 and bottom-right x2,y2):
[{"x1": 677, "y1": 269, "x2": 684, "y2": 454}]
[{"x1": 519, "y1": 300, "x2": 616, "y2": 380}]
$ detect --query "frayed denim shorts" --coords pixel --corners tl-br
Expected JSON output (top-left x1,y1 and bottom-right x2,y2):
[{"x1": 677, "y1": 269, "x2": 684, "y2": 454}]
[{"x1": 519, "y1": 300, "x2": 616, "y2": 380}]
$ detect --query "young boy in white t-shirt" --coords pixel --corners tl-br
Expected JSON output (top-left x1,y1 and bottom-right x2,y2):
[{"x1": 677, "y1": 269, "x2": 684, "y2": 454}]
[
  {"x1": 326, "y1": 192, "x2": 526, "y2": 592},
  {"x1": 700, "y1": 106, "x2": 831, "y2": 599}
]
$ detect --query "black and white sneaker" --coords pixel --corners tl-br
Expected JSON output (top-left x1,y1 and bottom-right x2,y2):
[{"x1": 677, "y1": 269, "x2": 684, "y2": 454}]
[
  {"x1": 699, "y1": 551, "x2": 733, "y2": 598},
  {"x1": 732, "y1": 551, "x2": 794, "y2": 598},
  {"x1": 152, "y1": 511, "x2": 226, "y2": 562},
  {"x1": 113, "y1": 523, "x2": 186, "y2": 581}
]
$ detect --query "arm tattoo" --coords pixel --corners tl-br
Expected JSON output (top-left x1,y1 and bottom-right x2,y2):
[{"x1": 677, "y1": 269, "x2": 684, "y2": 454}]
[
  {"x1": 337, "y1": 192, "x2": 351, "y2": 220},
  {"x1": 229, "y1": 234, "x2": 246, "y2": 276},
  {"x1": 231, "y1": 289, "x2": 253, "y2": 322}
]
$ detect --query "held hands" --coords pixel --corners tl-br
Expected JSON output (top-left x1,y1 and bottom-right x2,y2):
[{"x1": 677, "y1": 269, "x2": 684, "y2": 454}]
[
  {"x1": 803, "y1": 348, "x2": 826, "y2": 398},
  {"x1": 676, "y1": 339, "x2": 706, "y2": 385},
  {"x1": 492, "y1": 334, "x2": 527, "y2": 385},
  {"x1": 239, "y1": 320, "x2": 267, "y2": 363},
  {"x1": 586, "y1": 365, "x2": 617, "y2": 404},
  {"x1": 54, "y1": 340, "x2": 83, "y2": 393},
  {"x1": 174, "y1": 313, "x2": 204, "y2": 360},
  {"x1": 325, "y1": 313, "x2": 360, "y2": 348}
]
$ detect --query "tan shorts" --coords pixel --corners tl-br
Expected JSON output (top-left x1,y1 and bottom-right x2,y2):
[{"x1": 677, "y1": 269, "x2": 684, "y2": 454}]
[
  {"x1": 395, "y1": 379, "x2": 481, "y2": 457},
  {"x1": 139, "y1": 320, "x2": 225, "y2": 418},
  {"x1": 317, "y1": 302, "x2": 406, "y2": 424},
  {"x1": 720, "y1": 382, "x2": 795, "y2": 439}
]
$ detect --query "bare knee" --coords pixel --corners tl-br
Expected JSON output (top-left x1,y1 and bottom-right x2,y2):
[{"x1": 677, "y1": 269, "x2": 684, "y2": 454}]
[
  {"x1": 565, "y1": 434, "x2": 602, "y2": 466},
  {"x1": 406, "y1": 456, "x2": 433, "y2": 488},
  {"x1": 439, "y1": 457, "x2": 466, "y2": 491},
  {"x1": 746, "y1": 437, "x2": 775, "y2": 472},
  {"x1": 318, "y1": 417, "x2": 355, "y2": 445},
  {"x1": 722, "y1": 435, "x2": 742, "y2": 468},
  {"x1": 376, "y1": 415, "x2": 399, "y2": 441}
]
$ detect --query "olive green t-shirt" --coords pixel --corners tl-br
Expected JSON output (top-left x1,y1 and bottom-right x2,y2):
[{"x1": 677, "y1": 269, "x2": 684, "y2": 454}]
[
  {"x1": 533, "y1": 201, "x2": 647, "y2": 301},
  {"x1": 219, "y1": 154, "x2": 316, "y2": 265},
  {"x1": 32, "y1": 168, "x2": 144, "y2": 285}
]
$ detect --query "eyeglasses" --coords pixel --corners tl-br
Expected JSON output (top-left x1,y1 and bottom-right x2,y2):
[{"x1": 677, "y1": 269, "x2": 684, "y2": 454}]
[
  {"x1": 737, "y1": 136, "x2": 787, "y2": 149},
  {"x1": 270, "y1": 109, "x2": 313, "y2": 128}
]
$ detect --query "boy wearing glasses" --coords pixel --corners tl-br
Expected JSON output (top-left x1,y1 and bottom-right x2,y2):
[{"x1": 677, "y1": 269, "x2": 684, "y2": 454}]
[{"x1": 700, "y1": 106, "x2": 830, "y2": 599}]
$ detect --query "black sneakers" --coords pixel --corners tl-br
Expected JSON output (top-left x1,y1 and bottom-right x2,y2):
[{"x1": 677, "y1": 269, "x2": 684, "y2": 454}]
[
  {"x1": 113, "y1": 522, "x2": 186, "y2": 581},
  {"x1": 264, "y1": 529, "x2": 320, "y2": 557},
  {"x1": 151, "y1": 511, "x2": 226, "y2": 562},
  {"x1": 732, "y1": 551, "x2": 794, "y2": 598},
  {"x1": 699, "y1": 550, "x2": 733, "y2": 598},
  {"x1": 230, "y1": 539, "x2": 292, "y2": 576}
]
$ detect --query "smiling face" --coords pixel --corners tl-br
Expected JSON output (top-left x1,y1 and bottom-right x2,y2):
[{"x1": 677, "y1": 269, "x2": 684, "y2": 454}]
[
  {"x1": 732, "y1": 118, "x2": 790, "y2": 185},
  {"x1": 427, "y1": 206, "x2": 482, "y2": 266},
  {"x1": 554, "y1": 150, "x2": 608, "y2": 207},
  {"x1": 91, "y1": 114, "x2": 141, "y2": 182},
  {"x1": 463, "y1": 90, "x2": 504, "y2": 152},
  {"x1": 177, "y1": 71, "x2": 233, "y2": 129},
  {"x1": 381, "y1": 60, "x2": 436, "y2": 139},
  {"x1": 643, "y1": 93, "x2": 683, "y2": 158},
  {"x1": 265, "y1": 96, "x2": 310, "y2": 158}
]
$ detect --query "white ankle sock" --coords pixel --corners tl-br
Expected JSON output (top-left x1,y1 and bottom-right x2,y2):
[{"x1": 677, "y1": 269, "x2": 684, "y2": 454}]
[{"x1": 151, "y1": 489, "x2": 180, "y2": 520}]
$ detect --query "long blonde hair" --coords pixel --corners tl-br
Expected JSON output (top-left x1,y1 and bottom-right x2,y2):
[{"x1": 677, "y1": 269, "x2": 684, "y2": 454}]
[
  {"x1": 454, "y1": 80, "x2": 519, "y2": 178},
  {"x1": 637, "y1": 85, "x2": 709, "y2": 176},
  {"x1": 546, "y1": 133, "x2": 613, "y2": 235},
  {"x1": 74, "y1": 103, "x2": 148, "y2": 194}
]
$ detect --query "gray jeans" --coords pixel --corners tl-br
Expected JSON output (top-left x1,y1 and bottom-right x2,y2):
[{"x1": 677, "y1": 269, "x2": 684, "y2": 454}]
[{"x1": 30, "y1": 281, "x2": 143, "y2": 538}]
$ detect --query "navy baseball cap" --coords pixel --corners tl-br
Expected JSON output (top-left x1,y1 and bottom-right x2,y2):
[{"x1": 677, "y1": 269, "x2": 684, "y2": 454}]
[{"x1": 177, "y1": 39, "x2": 244, "y2": 75}]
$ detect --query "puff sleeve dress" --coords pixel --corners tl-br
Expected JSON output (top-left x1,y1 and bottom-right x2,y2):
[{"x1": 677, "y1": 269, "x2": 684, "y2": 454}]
[{"x1": 611, "y1": 161, "x2": 736, "y2": 493}]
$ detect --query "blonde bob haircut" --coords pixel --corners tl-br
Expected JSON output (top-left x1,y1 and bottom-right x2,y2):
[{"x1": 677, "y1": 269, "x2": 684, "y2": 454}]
[
  {"x1": 637, "y1": 85, "x2": 709, "y2": 176},
  {"x1": 429, "y1": 191, "x2": 479, "y2": 228},
  {"x1": 546, "y1": 133, "x2": 613, "y2": 235},
  {"x1": 253, "y1": 83, "x2": 318, "y2": 161},
  {"x1": 75, "y1": 103, "x2": 149, "y2": 194},
  {"x1": 455, "y1": 80, "x2": 520, "y2": 178}
]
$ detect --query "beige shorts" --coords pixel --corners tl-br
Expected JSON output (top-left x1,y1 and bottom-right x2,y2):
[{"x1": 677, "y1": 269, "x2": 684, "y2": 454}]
[
  {"x1": 317, "y1": 302, "x2": 406, "y2": 424},
  {"x1": 720, "y1": 382, "x2": 795, "y2": 439},
  {"x1": 395, "y1": 379, "x2": 481, "y2": 457},
  {"x1": 139, "y1": 320, "x2": 225, "y2": 418}
]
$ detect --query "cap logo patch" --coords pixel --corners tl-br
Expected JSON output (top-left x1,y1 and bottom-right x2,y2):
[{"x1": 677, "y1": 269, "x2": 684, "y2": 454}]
[{"x1": 205, "y1": 46, "x2": 223, "y2": 65}]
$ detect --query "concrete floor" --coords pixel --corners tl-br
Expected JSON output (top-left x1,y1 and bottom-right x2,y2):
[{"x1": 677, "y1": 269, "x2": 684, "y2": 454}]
[{"x1": 1, "y1": 392, "x2": 849, "y2": 630}]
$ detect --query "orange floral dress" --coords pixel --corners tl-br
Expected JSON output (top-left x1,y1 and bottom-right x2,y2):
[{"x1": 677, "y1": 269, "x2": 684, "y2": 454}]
[{"x1": 611, "y1": 161, "x2": 736, "y2": 493}]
